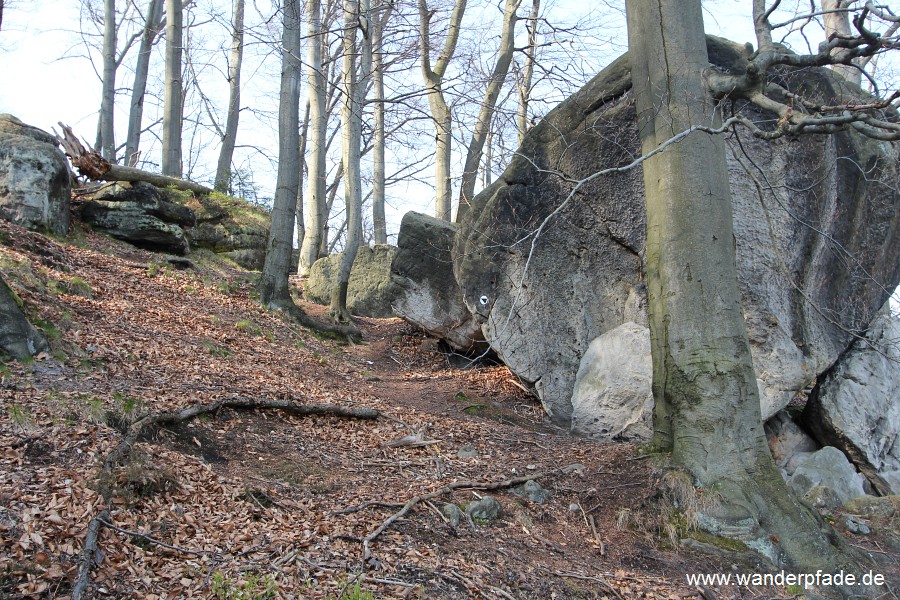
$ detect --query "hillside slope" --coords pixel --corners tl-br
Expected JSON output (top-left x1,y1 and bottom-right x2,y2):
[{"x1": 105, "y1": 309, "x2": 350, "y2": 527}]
[{"x1": 1, "y1": 217, "x2": 896, "y2": 599}]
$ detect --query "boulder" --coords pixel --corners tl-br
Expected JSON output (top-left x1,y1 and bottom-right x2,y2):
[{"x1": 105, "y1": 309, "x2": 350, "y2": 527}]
[
  {"x1": 80, "y1": 181, "x2": 193, "y2": 255},
  {"x1": 465, "y1": 496, "x2": 501, "y2": 523},
  {"x1": 0, "y1": 275, "x2": 49, "y2": 360},
  {"x1": 305, "y1": 245, "x2": 399, "y2": 318},
  {"x1": 802, "y1": 303, "x2": 900, "y2": 495},
  {"x1": 453, "y1": 38, "x2": 900, "y2": 425},
  {"x1": 391, "y1": 212, "x2": 486, "y2": 353},
  {"x1": 788, "y1": 446, "x2": 867, "y2": 506},
  {"x1": 570, "y1": 322, "x2": 653, "y2": 441},
  {"x1": 179, "y1": 192, "x2": 269, "y2": 270},
  {"x1": 0, "y1": 115, "x2": 70, "y2": 235}
]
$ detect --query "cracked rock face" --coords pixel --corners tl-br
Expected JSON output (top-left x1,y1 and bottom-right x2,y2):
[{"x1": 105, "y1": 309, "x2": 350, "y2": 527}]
[{"x1": 453, "y1": 38, "x2": 900, "y2": 427}]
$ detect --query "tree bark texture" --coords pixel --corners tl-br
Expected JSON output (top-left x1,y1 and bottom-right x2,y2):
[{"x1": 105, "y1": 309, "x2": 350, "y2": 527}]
[
  {"x1": 259, "y1": 0, "x2": 302, "y2": 309},
  {"x1": 214, "y1": 0, "x2": 245, "y2": 192},
  {"x1": 372, "y1": 0, "x2": 393, "y2": 245},
  {"x1": 330, "y1": 0, "x2": 372, "y2": 323},
  {"x1": 298, "y1": 0, "x2": 327, "y2": 275},
  {"x1": 125, "y1": 0, "x2": 164, "y2": 166},
  {"x1": 419, "y1": 0, "x2": 466, "y2": 222},
  {"x1": 625, "y1": 0, "x2": 871, "y2": 584},
  {"x1": 516, "y1": 0, "x2": 539, "y2": 145},
  {"x1": 161, "y1": 0, "x2": 184, "y2": 177},
  {"x1": 99, "y1": 0, "x2": 117, "y2": 162}
]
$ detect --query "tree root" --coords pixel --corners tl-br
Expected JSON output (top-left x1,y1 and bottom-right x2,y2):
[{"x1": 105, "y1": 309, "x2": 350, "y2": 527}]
[
  {"x1": 72, "y1": 397, "x2": 380, "y2": 599},
  {"x1": 274, "y1": 299, "x2": 362, "y2": 342},
  {"x1": 360, "y1": 465, "x2": 579, "y2": 564}
]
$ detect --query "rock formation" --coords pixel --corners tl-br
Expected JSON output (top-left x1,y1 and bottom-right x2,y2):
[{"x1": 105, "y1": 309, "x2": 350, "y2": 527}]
[
  {"x1": 177, "y1": 192, "x2": 269, "y2": 270},
  {"x1": 453, "y1": 37, "x2": 900, "y2": 428},
  {"x1": 391, "y1": 212, "x2": 486, "y2": 352},
  {"x1": 0, "y1": 115, "x2": 70, "y2": 235},
  {"x1": 803, "y1": 302, "x2": 900, "y2": 495},
  {"x1": 79, "y1": 181, "x2": 195, "y2": 254},
  {"x1": 0, "y1": 274, "x2": 49, "y2": 360},
  {"x1": 305, "y1": 245, "x2": 399, "y2": 318}
]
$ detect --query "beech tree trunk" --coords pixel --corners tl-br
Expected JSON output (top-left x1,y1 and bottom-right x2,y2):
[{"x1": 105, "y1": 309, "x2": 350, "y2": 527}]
[
  {"x1": 419, "y1": 0, "x2": 466, "y2": 222},
  {"x1": 822, "y1": 0, "x2": 861, "y2": 87},
  {"x1": 330, "y1": 0, "x2": 372, "y2": 323},
  {"x1": 625, "y1": 0, "x2": 873, "y2": 588},
  {"x1": 371, "y1": 0, "x2": 393, "y2": 245},
  {"x1": 516, "y1": 0, "x2": 539, "y2": 145},
  {"x1": 99, "y1": 0, "x2": 117, "y2": 162},
  {"x1": 298, "y1": 0, "x2": 326, "y2": 275},
  {"x1": 125, "y1": 0, "x2": 164, "y2": 166},
  {"x1": 214, "y1": 0, "x2": 244, "y2": 192},
  {"x1": 161, "y1": 0, "x2": 183, "y2": 177},
  {"x1": 259, "y1": 0, "x2": 302, "y2": 309},
  {"x1": 455, "y1": 0, "x2": 520, "y2": 222}
]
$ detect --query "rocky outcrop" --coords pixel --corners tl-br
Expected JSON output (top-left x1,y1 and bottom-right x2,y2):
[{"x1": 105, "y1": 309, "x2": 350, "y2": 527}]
[
  {"x1": 391, "y1": 212, "x2": 486, "y2": 353},
  {"x1": 178, "y1": 192, "x2": 269, "y2": 270},
  {"x1": 305, "y1": 245, "x2": 400, "y2": 318},
  {"x1": 571, "y1": 322, "x2": 653, "y2": 441},
  {"x1": 764, "y1": 410, "x2": 819, "y2": 478},
  {"x1": 0, "y1": 115, "x2": 70, "y2": 235},
  {"x1": 0, "y1": 274, "x2": 49, "y2": 360},
  {"x1": 80, "y1": 182, "x2": 194, "y2": 255},
  {"x1": 453, "y1": 37, "x2": 900, "y2": 425},
  {"x1": 802, "y1": 303, "x2": 900, "y2": 495}
]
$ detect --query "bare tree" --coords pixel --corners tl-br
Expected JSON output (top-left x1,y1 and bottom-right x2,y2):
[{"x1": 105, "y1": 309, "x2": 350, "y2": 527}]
[
  {"x1": 214, "y1": 0, "x2": 244, "y2": 192},
  {"x1": 455, "y1": 0, "x2": 521, "y2": 222},
  {"x1": 330, "y1": 0, "x2": 373, "y2": 323},
  {"x1": 515, "y1": 0, "x2": 539, "y2": 144},
  {"x1": 625, "y1": 0, "x2": 896, "y2": 585},
  {"x1": 419, "y1": 0, "x2": 466, "y2": 222},
  {"x1": 161, "y1": 0, "x2": 183, "y2": 177},
  {"x1": 371, "y1": 0, "x2": 394, "y2": 245},
  {"x1": 124, "y1": 0, "x2": 164, "y2": 166},
  {"x1": 298, "y1": 0, "x2": 327, "y2": 275},
  {"x1": 98, "y1": 0, "x2": 117, "y2": 162}
]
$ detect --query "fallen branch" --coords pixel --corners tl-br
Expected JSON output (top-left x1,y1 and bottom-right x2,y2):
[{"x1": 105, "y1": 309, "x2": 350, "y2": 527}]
[
  {"x1": 361, "y1": 465, "x2": 578, "y2": 563},
  {"x1": 71, "y1": 510, "x2": 109, "y2": 600},
  {"x1": 55, "y1": 123, "x2": 212, "y2": 195}
]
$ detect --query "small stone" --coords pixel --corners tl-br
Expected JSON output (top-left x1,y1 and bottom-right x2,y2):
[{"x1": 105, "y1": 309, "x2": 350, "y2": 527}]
[
  {"x1": 804, "y1": 485, "x2": 843, "y2": 511},
  {"x1": 511, "y1": 480, "x2": 552, "y2": 504},
  {"x1": 457, "y1": 445, "x2": 478, "y2": 458},
  {"x1": 466, "y1": 496, "x2": 501, "y2": 523},
  {"x1": 526, "y1": 464, "x2": 536, "y2": 470},
  {"x1": 569, "y1": 503, "x2": 581, "y2": 512},
  {"x1": 841, "y1": 514, "x2": 871, "y2": 535},
  {"x1": 441, "y1": 503, "x2": 465, "y2": 527},
  {"x1": 561, "y1": 463, "x2": 586, "y2": 474}
]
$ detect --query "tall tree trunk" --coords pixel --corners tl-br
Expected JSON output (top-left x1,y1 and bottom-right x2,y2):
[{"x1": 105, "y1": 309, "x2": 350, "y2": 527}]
[
  {"x1": 298, "y1": 0, "x2": 326, "y2": 276},
  {"x1": 516, "y1": 0, "x2": 539, "y2": 145},
  {"x1": 99, "y1": 0, "x2": 117, "y2": 162},
  {"x1": 295, "y1": 101, "x2": 310, "y2": 251},
  {"x1": 626, "y1": 0, "x2": 874, "y2": 585},
  {"x1": 214, "y1": 0, "x2": 245, "y2": 192},
  {"x1": 752, "y1": 0, "x2": 773, "y2": 51},
  {"x1": 418, "y1": 0, "x2": 466, "y2": 222},
  {"x1": 330, "y1": 0, "x2": 372, "y2": 323},
  {"x1": 371, "y1": 0, "x2": 393, "y2": 245},
  {"x1": 260, "y1": 0, "x2": 302, "y2": 309},
  {"x1": 161, "y1": 0, "x2": 184, "y2": 177},
  {"x1": 455, "y1": 0, "x2": 520, "y2": 222},
  {"x1": 125, "y1": 0, "x2": 164, "y2": 166},
  {"x1": 822, "y1": 0, "x2": 861, "y2": 87}
]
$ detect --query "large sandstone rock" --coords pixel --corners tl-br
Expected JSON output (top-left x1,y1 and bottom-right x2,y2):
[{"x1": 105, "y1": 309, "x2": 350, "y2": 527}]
[
  {"x1": 80, "y1": 182, "x2": 194, "y2": 255},
  {"x1": 305, "y1": 245, "x2": 399, "y2": 318},
  {"x1": 453, "y1": 37, "x2": 900, "y2": 425},
  {"x1": 802, "y1": 303, "x2": 900, "y2": 495},
  {"x1": 0, "y1": 275, "x2": 49, "y2": 360},
  {"x1": 0, "y1": 115, "x2": 70, "y2": 235},
  {"x1": 571, "y1": 322, "x2": 653, "y2": 441},
  {"x1": 179, "y1": 192, "x2": 269, "y2": 270},
  {"x1": 764, "y1": 410, "x2": 819, "y2": 477},
  {"x1": 391, "y1": 212, "x2": 486, "y2": 352}
]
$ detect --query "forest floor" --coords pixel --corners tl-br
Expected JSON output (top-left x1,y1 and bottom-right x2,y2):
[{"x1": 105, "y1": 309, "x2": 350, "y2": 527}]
[{"x1": 1, "y1": 216, "x2": 897, "y2": 599}]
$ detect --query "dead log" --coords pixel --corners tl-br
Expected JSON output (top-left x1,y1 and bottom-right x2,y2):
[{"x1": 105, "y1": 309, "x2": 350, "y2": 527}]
[{"x1": 55, "y1": 123, "x2": 212, "y2": 195}]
